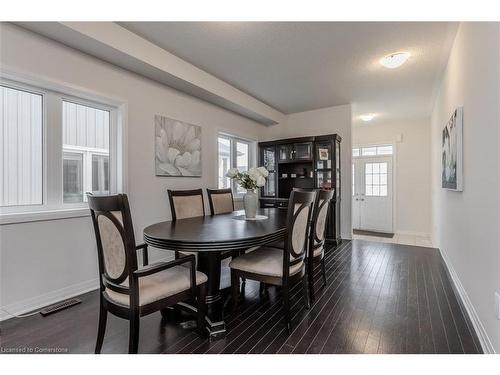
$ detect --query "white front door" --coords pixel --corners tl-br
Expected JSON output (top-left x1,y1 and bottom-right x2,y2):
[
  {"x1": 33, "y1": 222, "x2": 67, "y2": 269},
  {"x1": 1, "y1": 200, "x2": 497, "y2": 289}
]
[{"x1": 352, "y1": 156, "x2": 393, "y2": 233}]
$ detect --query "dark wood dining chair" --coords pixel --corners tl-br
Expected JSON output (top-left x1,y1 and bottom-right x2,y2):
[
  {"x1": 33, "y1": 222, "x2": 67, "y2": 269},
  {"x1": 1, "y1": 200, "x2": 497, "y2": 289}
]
[
  {"x1": 206, "y1": 188, "x2": 239, "y2": 261},
  {"x1": 206, "y1": 188, "x2": 234, "y2": 215},
  {"x1": 306, "y1": 189, "x2": 334, "y2": 302},
  {"x1": 88, "y1": 193, "x2": 207, "y2": 354},
  {"x1": 229, "y1": 190, "x2": 316, "y2": 332},
  {"x1": 167, "y1": 188, "x2": 205, "y2": 261}
]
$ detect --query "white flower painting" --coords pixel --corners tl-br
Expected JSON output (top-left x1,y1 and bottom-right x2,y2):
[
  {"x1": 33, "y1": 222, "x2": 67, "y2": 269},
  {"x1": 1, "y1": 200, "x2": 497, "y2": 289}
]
[
  {"x1": 442, "y1": 107, "x2": 463, "y2": 191},
  {"x1": 155, "y1": 115, "x2": 202, "y2": 177}
]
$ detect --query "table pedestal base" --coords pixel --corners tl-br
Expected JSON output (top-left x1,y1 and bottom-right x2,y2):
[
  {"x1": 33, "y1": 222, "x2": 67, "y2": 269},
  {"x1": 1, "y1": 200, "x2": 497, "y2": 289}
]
[{"x1": 197, "y1": 251, "x2": 227, "y2": 338}]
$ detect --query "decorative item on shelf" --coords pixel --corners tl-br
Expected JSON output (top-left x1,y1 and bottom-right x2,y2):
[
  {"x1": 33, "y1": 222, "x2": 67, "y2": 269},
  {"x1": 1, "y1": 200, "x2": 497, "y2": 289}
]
[
  {"x1": 282, "y1": 173, "x2": 288, "y2": 178},
  {"x1": 318, "y1": 148, "x2": 329, "y2": 160},
  {"x1": 290, "y1": 173, "x2": 297, "y2": 178},
  {"x1": 226, "y1": 167, "x2": 268, "y2": 218}
]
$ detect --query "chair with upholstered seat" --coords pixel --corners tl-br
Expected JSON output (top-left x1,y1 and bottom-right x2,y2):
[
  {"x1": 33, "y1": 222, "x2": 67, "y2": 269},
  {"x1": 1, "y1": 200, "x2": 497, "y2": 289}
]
[
  {"x1": 88, "y1": 193, "x2": 207, "y2": 354},
  {"x1": 206, "y1": 188, "x2": 240, "y2": 260},
  {"x1": 229, "y1": 190, "x2": 316, "y2": 332},
  {"x1": 167, "y1": 189, "x2": 205, "y2": 261},
  {"x1": 206, "y1": 188, "x2": 234, "y2": 215},
  {"x1": 306, "y1": 189, "x2": 334, "y2": 302}
]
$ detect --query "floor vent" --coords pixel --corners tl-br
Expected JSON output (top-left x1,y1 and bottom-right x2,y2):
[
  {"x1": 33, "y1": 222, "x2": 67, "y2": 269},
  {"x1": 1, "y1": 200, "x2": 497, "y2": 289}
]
[{"x1": 40, "y1": 298, "x2": 82, "y2": 316}]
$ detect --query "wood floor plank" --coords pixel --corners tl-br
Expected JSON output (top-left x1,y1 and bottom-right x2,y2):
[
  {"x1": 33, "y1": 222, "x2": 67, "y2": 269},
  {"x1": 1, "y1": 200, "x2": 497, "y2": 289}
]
[{"x1": 0, "y1": 240, "x2": 482, "y2": 354}]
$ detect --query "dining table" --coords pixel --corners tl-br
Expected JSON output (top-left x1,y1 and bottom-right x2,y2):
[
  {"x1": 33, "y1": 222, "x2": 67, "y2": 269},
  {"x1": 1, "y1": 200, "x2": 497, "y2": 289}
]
[{"x1": 143, "y1": 207, "x2": 288, "y2": 338}]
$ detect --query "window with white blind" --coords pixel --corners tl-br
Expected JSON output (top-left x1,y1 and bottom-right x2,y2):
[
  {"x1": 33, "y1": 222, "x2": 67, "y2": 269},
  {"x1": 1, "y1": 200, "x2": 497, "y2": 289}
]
[
  {"x1": 217, "y1": 133, "x2": 255, "y2": 196},
  {"x1": 0, "y1": 78, "x2": 122, "y2": 222},
  {"x1": 0, "y1": 85, "x2": 43, "y2": 207}
]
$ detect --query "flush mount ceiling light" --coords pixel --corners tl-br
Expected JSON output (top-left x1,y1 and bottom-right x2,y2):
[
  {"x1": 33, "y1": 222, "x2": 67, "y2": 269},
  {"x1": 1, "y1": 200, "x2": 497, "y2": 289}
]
[
  {"x1": 360, "y1": 114, "x2": 375, "y2": 122},
  {"x1": 380, "y1": 52, "x2": 410, "y2": 69}
]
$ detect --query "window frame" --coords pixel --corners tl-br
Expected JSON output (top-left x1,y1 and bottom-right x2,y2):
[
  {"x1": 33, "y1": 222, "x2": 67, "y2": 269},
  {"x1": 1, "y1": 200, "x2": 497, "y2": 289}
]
[
  {"x1": 0, "y1": 80, "x2": 47, "y2": 209},
  {"x1": 353, "y1": 144, "x2": 394, "y2": 158},
  {"x1": 216, "y1": 132, "x2": 256, "y2": 199},
  {"x1": 0, "y1": 74, "x2": 124, "y2": 224}
]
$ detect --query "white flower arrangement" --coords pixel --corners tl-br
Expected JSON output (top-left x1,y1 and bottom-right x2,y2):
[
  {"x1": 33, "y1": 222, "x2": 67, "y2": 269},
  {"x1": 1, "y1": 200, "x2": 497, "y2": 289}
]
[{"x1": 226, "y1": 167, "x2": 269, "y2": 191}]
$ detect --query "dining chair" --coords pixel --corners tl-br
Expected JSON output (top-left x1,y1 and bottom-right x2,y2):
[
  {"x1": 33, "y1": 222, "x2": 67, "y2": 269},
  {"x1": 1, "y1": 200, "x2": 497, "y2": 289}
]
[
  {"x1": 206, "y1": 188, "x2": 239, "y2": 261},
  {"x1": 229, "y1": 190, "x2": 316, "y2": 332},
  {"x1": 88, "y1": 193, "x2": 207, "y2": 354},
  {"x1": 306, "y1": 189, "x2": 334, "y2": 302},
  {"x1": 206, "y1": 188, "x2": 234, "y2": 215},
  {"x1": 167, "y1": 188, "x2": 205, "y2": 261},
  {"x1": 167, "y1": 188, "x2": 205, "y2": 220}
]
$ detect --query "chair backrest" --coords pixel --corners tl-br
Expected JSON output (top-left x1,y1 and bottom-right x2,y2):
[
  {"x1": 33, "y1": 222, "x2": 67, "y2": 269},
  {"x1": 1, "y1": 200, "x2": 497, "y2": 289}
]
[
  {"x1": 282, "y1": 190, "x2": 316, "y2": 278},
  {"x1": 167, "y1": 189, "x2": 205, "y2": 221},
  {"x1": 310, "y1": 189, "x2": 334, "y2": 253},
  {"x1": 207, "y1": 188, "x2": 234, "y2": 215},
  {"x1": 87, "y1": 193, "x2": 138, "y2": 289}
]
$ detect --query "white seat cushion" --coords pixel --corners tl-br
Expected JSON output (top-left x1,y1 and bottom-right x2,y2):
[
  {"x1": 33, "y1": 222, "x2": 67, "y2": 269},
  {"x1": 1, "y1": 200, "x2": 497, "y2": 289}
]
[
  {"x1": 229, "y1": 247, "x2": 302, "y2": 278},
  {"x1": 106, "y1": 265, "x2": 207, "y2": 306}
]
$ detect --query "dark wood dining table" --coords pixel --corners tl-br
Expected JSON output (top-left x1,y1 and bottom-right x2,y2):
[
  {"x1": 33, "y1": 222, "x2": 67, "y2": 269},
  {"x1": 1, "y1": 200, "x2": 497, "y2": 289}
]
[{"x1": 143, "y1": 208, "x2": 288, "y2": 338}]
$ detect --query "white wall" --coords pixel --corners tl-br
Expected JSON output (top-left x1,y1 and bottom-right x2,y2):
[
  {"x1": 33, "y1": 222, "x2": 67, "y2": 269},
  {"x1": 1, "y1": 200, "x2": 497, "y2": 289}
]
[
  {"x1": 0, "y1": 23, "x2": 267, "y2": 318},
  {"x1": 430, "y1": 22, "x2": 500, "y2": 353},
  {"x1": 262, "y1": 105, "x2": 352, "y2": 240},
  {"x1": 0, "y1": 24, "x2": 353, "y2": 318},
  {"x1": 353, "y1": 118, "x2": 431, "y2": 236}
]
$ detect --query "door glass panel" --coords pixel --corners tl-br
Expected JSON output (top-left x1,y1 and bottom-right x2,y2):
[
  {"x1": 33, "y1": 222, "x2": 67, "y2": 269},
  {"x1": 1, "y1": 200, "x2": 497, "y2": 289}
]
[
  {"x1": 316, "y1": 143, "x2": 332, "y2": 169},
  {"x1": 264, "y1": 172, "x2": 276, "y2": 197},
  {"x1": 376, "y1": 145, "x2": 393, "y2": 155},
  {"x1": 352, "y1": 164, "x2": 355, "y2": 196},
  {"x1": 263, "y1": 147, "x2": 275, "y2": 171},
  {"x1": 362, "y1": 147, "x2": 377, "y2": 156},
  {"x1": 295, "y1": 143, "x2": 311, "y2": 159},
  {"x1": 365, "y1": 162, "x2": 388, "y2": 197},
  {"x1": 317, "y1": 170, "x2": 332, "y2": 190},
  {"x1": 279, "y1": 145, "x2": 291, "y2": 161}
]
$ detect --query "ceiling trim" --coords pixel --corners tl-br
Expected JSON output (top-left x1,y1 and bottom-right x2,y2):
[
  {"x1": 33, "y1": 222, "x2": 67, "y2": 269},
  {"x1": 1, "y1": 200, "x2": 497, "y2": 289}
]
[{"x1": 16, "y1": 22, "x2": 285, "y2": 126}]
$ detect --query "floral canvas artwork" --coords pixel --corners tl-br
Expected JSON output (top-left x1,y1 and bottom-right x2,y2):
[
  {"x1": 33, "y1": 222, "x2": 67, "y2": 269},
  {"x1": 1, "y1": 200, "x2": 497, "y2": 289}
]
[
  {"x1": 441, "y1": 107, "x2": 463, "y2": 191},
  {"x1": 155, "y1": 115, "x2": 202, "y2": 177}
]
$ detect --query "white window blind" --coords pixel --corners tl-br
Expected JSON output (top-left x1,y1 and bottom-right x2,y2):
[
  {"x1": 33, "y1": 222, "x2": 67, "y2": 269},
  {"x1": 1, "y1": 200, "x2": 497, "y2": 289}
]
[{"x1": 0, "y1": 85, "x2": 43, "y2": 207}]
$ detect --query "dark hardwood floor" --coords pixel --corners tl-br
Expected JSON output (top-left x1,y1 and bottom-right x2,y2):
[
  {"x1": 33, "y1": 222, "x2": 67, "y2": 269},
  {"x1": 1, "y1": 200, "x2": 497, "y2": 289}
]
[{"x1": 0, "y1": 240, "x2": 482, "y2": 354}]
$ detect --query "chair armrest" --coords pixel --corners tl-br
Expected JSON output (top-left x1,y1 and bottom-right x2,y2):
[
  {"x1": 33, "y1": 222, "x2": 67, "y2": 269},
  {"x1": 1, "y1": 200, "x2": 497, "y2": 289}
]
[
  {"x1": 133, "y1": 255, "x2": 195, "y2": 278},
  {"x1": 135, "y1": 243, "x2": 148, "y2": 251},
  {"x1": 136, "y1": 243, "x2": 149, "y2": 266}
]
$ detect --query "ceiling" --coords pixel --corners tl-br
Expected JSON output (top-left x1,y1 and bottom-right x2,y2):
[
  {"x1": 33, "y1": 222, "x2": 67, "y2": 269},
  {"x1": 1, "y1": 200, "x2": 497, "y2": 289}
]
[{"x1": 119, "y1": 22, "x2": 458, "y2": 125}]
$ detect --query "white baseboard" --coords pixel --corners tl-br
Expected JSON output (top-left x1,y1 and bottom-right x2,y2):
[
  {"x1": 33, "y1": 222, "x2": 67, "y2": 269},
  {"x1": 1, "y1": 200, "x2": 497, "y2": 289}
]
[
  {"x1": 439, "y1": 247, "x2": 496, "y2": 354},
  {"x1": 0, "y1": 254, "x2": 175, "y2": 322},
  {"x1": 396, "y1": 230, "x2": 431, "y2": 238},
  {"x1": 0, "y1": 278, "x2": 99, "y2": 322}
]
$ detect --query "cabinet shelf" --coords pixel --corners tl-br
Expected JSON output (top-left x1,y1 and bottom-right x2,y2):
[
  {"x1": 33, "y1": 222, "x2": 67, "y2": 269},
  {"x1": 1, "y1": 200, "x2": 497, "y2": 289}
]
[
  {"x1": 279, "y1": 176, "x2": 313, "y2": 180},
  {"x1": 278, "y1": 159, "x2": 313, "y2": 164}
]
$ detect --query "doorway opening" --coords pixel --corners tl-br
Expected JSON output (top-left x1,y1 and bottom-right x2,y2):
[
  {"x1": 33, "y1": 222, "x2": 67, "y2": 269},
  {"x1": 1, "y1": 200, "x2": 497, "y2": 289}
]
[{"x1": 352, "y1": 144, "x2": 394, "y2": 235}]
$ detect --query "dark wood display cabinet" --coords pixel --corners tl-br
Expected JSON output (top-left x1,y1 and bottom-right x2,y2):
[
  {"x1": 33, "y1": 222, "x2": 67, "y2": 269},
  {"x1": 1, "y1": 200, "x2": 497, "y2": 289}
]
[{"x1": 258, "y1": 134, "x2": 342, "y2": 245}]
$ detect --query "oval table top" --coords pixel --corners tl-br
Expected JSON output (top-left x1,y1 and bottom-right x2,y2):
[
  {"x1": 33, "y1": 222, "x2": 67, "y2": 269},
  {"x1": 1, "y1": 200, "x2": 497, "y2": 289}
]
[{"x1": 143, "y1": 208, "x2": 287, "y2": 252}]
